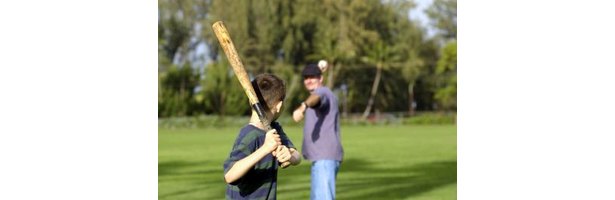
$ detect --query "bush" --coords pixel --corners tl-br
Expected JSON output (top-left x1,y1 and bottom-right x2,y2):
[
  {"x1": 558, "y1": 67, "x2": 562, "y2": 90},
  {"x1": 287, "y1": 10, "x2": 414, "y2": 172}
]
[
  {"x1": 159, "y1": 115, "x2": 249, "y2": 129},
  {"x1": 158, "y1": 115, "x2": 304, "y2": 129},
  {"x1": 159, "y1": 112, "x2": 456, "y2": 129},
  {"x1": 403, "y1": 112, "x2": 456, "y2": 125}
]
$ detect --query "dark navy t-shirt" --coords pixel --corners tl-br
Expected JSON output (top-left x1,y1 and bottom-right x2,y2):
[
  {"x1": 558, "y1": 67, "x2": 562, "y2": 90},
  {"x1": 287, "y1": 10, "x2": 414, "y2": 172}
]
[{"x1": 223, "y1": 122, "x2": 295, "y2": 200}]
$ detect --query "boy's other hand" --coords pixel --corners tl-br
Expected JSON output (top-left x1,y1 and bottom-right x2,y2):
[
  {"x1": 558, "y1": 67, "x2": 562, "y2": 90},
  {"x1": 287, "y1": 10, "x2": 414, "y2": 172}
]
[
  {"x1": 279, "y1": 147, "x2": 298, "y2": 168},
  {"x1": 274, "y1": 145, "x2": 291, "y2": 163},
  {"x1": 280, "y1": 161, "x2": 291, "y2": 168}
]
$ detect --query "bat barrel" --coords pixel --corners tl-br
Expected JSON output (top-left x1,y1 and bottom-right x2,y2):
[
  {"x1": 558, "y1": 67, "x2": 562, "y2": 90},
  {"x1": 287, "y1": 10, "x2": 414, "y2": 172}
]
[{"x1": 212, "y1": 21, "x2": 272, "y2": 130}]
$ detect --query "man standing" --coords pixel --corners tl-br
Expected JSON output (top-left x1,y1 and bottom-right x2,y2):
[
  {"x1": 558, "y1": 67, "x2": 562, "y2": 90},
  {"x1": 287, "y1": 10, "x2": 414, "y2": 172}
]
[{"x1": 293, "y1": 63, "x2": 343, "y2": 200}]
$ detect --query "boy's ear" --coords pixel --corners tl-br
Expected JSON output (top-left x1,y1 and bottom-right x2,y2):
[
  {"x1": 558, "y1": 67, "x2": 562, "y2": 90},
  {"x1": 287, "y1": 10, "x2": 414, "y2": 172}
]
[{"x1": 274, "y1": 101, "x2": 283, "y2": 113}]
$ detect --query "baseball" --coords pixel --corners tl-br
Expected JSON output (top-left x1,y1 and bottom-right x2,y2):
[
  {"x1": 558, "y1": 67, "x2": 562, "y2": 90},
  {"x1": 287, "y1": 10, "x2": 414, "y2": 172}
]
[{"x1": 318, "y1": 60, "x2": 328, "y2": 72}]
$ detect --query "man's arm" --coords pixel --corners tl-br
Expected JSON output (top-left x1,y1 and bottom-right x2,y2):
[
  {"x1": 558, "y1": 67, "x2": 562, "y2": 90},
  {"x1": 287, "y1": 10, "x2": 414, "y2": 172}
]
[
  {"x1": 292, "y1": 94, "x2": 321, "y2": 122},
  {"x1": 224, "y1": 129, "x2": 281, "y2": 184},
  {"x1": 303, "y1": 94, "x2": 321, "y2": 107}
]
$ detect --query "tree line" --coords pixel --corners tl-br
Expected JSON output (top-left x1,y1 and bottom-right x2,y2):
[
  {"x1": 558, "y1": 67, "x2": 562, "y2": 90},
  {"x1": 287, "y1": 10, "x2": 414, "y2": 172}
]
[{"x1": 158, "y1": 0, "x2": 457, "y2": 118}]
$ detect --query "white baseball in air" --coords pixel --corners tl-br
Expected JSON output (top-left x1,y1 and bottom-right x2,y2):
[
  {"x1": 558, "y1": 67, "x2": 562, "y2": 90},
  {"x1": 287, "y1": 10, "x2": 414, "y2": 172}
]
[{"x1": 318, "y1": 60, "x2": 328, "y2": 72}]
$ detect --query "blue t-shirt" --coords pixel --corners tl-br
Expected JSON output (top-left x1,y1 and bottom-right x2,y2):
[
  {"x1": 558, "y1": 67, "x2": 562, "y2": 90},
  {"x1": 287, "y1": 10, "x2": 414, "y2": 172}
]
[
  {"x1": 301, "y1": 86, "x2": 343, "y2": 161},
  {"x1": 223, "y1": 122, "x2": 295, "y2": 200}
]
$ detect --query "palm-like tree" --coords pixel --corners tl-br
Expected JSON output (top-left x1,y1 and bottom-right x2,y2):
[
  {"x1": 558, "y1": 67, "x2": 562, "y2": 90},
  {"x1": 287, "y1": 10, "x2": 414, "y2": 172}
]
[
  {"x1": 401, "y1": 49, "x2": 425, "y2": 116},
  {"x1": 361, "y1": 40, "x2": 400, "y2": 120},
  {"x1": 307, "y1": 0, "x2": 355, "y2": 89}
]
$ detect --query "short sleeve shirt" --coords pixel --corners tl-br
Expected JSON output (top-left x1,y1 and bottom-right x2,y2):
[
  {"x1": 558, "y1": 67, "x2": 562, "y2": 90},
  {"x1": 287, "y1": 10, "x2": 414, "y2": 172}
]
[
  {"x1": 223, "y1": 122, "x2": 295, "y2": 200},
  {"x1": 301, "y1": 86, "x2": 343, "y2": 161}
]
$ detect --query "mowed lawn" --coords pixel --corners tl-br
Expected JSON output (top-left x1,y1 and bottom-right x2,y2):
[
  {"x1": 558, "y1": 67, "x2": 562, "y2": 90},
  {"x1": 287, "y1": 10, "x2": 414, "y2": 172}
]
[{"x1": 159, "y1": 124, "x2": 457, "y2": 200}]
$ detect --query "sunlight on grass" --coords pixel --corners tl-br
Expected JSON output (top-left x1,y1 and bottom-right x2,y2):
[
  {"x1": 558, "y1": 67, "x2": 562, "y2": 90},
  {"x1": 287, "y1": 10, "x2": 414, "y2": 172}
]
[{"x1": 159, "y1": 125, "x2": 456, "y2": 199}]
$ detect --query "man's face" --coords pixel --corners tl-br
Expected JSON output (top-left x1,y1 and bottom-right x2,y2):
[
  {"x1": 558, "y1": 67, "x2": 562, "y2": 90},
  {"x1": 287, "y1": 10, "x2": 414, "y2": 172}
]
[{"x1": 303, "y1": 75, "x2": 322, "y2": 91}]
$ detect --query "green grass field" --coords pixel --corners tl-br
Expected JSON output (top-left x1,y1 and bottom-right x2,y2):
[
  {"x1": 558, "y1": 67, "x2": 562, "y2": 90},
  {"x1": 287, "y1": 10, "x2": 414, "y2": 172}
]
[{"x1": 159, "y1": 124, "x2": 456, "y2": 199}]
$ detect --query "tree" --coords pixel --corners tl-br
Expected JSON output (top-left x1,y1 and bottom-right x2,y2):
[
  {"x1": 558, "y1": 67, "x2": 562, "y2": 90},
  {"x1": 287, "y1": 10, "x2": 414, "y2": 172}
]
[
  {"x1": 200, "y1": 61, "x2": 250, "y2": 117},
  {"x1": 344, "y1": 0, "x2": 426, "y2": 119},
  {"x1": 387, "y1": 0, "x2": 426, "y2": 116},
  {"x1": 426, "y1": 0, "x2": 457, "y2": 40},
  {"x1": 423, "y1": 0, "x2": 457, "y2": 111},
  {"x1": 207, "y1": 0, "x2": 288, "y2": 74},
  {"x1": 157, "y1": 0, "x2": 451, "y2": 117},
  {"x1": 306, "y1": 0, "x2": 356, "y2": 89},
  {"x1": 433, "y1": 41, "x2": 457, "y2": 110},
  {"x1": 360, "y1": 40, "x2": 401, "y2": 119},
  {"x1": 158, "y1": 0, "x2": 211, "y2": 118},
  {"x1": 158, "y1": 0, "x2": 210, "y2": 68},
  {"x1": 158, "y1": 63, "x2": 200, "y2": 117}
]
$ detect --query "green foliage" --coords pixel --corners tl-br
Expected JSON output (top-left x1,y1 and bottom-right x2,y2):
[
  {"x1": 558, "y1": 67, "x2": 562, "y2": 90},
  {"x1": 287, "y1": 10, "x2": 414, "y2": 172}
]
[
  {"x1": 158, "y1": 111, "x2": 455, "y2": 129},
  {"x1": 268, "y1": 61, "x2": 306, "y2": 116},
  {"x1": 200, "y1": 61, "x2": 250, "y2": 116},
  {"x1": 158, "y1": 115, "x2": 307, "y2": 129},
  {"x1": 158, "y1": 115, "x2": 250, "y2": 129},
  {"x1": 426, "y1": 0, "x2": 457, "y2": 40},
  {"x1": 404, "y1": 112, "x2": 456, "y2": 125},
  {"x1": 434, "y1": 41, "x2": 457, "y2": 110},
  {"x1": 158, "y1": 0, "x2": 457, "y2": 118},
  {"x1": 158, "y1": 0, "x2": 209, "y2": 66},
  {"x1": 158, "y1": 64, "x2": 200, "y2": 117}
]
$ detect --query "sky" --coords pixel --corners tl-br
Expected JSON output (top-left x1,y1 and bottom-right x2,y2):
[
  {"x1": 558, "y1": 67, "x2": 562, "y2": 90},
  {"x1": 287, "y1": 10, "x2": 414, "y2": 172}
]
[{"x1": 409, "y1": 0, "x2": 437, "y2": 37}]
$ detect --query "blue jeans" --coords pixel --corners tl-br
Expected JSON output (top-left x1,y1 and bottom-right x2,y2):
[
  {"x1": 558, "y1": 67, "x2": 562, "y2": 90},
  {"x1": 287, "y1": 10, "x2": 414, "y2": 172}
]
[{"x1": 311, "y1": 160, "x2": 340, "y2": 200}]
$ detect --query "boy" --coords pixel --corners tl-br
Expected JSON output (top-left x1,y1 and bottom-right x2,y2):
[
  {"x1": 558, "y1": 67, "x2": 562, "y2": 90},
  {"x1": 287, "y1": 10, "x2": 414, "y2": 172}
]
[{"x1": 223, "y1": 73, "x2": 302, "y2": 199}]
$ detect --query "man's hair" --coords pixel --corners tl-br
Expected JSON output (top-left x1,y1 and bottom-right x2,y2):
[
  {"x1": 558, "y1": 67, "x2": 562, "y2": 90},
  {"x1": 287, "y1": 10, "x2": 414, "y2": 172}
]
[{"x1": 251, "y1": 73, "x2": 286, "y2": 111}]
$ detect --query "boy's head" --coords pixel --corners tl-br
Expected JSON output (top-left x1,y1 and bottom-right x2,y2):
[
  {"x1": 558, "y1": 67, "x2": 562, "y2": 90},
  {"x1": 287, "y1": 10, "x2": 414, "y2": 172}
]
[{"x1": 251, "y1": 73, "x2": 286, "y2": 120}]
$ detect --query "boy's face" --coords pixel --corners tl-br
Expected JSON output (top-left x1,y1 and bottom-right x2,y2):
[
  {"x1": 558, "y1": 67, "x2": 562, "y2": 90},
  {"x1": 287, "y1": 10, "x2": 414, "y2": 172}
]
[{"x1": 303, "y1": 75, "x2": 322, "y2": 92}]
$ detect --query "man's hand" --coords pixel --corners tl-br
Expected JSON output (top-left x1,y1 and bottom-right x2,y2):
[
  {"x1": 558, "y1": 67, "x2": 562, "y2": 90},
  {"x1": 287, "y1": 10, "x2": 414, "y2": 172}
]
[
  {"x1": 262, "y1": 129, "x2": 281, "y2": 152},
  {"x1": 292, "y1": 103, "x2": 306, "y2": 122}
]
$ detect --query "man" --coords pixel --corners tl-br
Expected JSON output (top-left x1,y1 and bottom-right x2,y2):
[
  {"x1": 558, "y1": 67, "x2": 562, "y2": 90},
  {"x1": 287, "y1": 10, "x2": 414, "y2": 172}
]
[{"x1": 293, "y1": 63, "x2": 343, "y2": 200}]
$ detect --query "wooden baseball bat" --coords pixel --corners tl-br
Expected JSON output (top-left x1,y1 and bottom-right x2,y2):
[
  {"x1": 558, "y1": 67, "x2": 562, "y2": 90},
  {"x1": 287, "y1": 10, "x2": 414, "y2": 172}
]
[{"x1": 212, "y1": 21, "x2": 272, "y2": 130}]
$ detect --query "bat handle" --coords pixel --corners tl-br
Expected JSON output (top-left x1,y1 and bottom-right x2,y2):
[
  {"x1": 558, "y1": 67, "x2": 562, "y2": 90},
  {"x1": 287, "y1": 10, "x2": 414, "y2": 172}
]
[{"x1": 252, "y1": 102, "x2": 272, "y2": 130}]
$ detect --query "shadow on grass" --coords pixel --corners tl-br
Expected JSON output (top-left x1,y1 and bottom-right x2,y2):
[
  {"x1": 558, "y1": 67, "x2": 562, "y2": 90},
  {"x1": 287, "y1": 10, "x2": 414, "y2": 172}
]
[
  {"x1": 159, "y1": 158, "x2": 456, "y2": 199},
  {"x1": 338, "y1": 159, "x2": 456, "y2": 199},
  {"x1": 278, "y1": 158, "x2": 456, "y2": 199},
  {"x1": 158, "y1": 160, "x2": 225, "y2": 199}
]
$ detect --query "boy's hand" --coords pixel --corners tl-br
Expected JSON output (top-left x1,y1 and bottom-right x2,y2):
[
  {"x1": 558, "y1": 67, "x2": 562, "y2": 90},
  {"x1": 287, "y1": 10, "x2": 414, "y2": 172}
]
[
  {"x1": 272, "y1": 146, "x2": 292, "y2": 168},
  {"x1": 274, "y1": 145, "x2": 291, "y2": 163},
  {"x1": 263, "y1": 129, "x2": 281, "y2": 152},
  {"x1": 279, "y1": 148, "x2": 298, "y2": 168}
]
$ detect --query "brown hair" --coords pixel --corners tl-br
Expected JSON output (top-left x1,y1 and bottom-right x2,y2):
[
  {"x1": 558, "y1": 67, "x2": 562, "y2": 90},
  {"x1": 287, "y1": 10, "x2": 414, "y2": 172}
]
[{"x1": 251, "y1": 73, "x2": 286, "y2": 111}]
